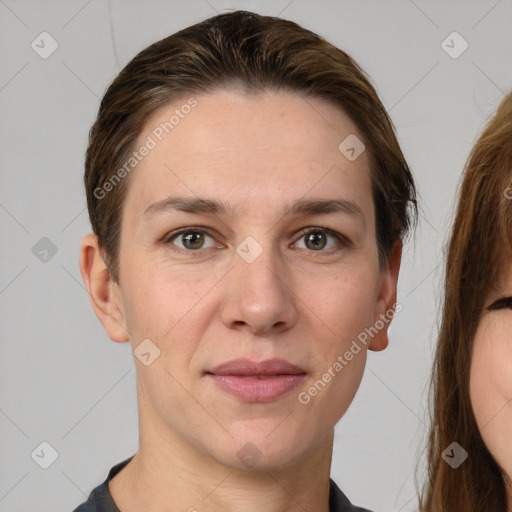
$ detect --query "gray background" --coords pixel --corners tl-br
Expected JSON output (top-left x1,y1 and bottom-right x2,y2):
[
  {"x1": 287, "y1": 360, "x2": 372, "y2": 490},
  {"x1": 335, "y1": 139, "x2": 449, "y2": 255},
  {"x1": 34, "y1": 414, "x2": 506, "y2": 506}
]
[{"x1": 1, "y1": 0, "x2": 511, "y2": 510}]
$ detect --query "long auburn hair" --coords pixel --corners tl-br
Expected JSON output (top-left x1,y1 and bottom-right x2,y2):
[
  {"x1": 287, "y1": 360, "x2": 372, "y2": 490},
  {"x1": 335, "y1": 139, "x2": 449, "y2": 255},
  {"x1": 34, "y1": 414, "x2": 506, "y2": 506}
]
[{"x1": 420, "y1": 91, "x2": 512, "y2": 510}]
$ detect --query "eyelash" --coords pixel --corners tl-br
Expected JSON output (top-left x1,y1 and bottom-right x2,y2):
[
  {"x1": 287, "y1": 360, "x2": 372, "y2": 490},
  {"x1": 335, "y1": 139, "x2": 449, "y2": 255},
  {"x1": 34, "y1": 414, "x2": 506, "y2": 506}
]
[
  {"x1": 161, "y1": 225, "x2": 350, "y2": 256},
  {"x1": 487, "y1": 297, "x2": 512, "y2": 311}
]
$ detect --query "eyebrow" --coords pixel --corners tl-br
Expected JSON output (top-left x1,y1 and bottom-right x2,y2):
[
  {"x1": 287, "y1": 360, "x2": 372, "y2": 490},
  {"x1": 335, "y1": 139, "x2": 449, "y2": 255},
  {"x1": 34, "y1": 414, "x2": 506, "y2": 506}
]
[{"x1": 143, "y1": 195, "x2": 365, "y2": 224}]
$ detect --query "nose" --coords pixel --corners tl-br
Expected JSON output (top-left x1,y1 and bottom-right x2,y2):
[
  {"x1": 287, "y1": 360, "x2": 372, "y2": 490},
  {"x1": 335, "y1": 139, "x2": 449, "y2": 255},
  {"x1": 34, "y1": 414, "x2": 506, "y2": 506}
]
[{"x1": 220, "y1": 241, "x2": 299, "y2": 335}]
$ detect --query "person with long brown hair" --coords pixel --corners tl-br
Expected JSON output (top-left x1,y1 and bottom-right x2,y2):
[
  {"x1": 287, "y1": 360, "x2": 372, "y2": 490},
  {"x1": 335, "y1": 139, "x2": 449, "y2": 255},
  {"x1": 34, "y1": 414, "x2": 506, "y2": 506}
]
[{"x1": 421, "y1": 91, "x2": 512, "y2": 511}]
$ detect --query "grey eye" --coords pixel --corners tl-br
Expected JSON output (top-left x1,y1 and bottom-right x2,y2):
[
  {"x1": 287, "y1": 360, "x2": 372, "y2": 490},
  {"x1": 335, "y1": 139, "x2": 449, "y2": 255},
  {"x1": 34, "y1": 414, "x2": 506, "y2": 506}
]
[
  {"x1": 169, "y1": 231, "x2": 216, "y2": 250},
  {"x1": 304, "y1": 232, "x2": 327, "y2": 250},
  {"x1": 294, "y1": 229, "x2": 343, "y2": 251}
]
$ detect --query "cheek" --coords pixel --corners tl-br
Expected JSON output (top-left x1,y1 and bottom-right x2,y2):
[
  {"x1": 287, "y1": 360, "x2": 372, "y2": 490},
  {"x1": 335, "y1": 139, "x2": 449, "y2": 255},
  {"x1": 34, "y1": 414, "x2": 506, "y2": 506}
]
[
  {"x1": 122, "y1": 260, "x2": 205, "y2": 330},
  {"x1": 293, "y1": 267, "x2": 377, "y2": 412},
  {"x1": 310, "y1": 264, "x2": 379, "y2": 334},
  {"x1": 470, "y1": 319, "x2": 512, "y2": 475}
]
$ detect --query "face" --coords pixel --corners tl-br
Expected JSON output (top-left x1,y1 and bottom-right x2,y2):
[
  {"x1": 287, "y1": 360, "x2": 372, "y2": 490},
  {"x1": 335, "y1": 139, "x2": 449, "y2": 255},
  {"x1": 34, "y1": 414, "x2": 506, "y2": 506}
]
[
  {"x1": 470, "y1": 263, "x2": 512, "y2": 485},
  {"x1": 83, "y1": 90, "x2": 400, "y2": 471}
]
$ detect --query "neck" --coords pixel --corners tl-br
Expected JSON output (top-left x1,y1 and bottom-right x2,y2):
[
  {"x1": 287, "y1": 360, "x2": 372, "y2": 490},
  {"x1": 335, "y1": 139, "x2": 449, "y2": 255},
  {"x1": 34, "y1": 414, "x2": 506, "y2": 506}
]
[{"x1": 109, "y1": 391, "x2": 334, "y2": 512}]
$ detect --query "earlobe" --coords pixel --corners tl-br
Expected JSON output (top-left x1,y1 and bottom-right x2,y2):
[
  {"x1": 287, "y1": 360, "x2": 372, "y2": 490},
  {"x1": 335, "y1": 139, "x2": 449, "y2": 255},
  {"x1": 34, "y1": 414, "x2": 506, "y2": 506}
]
[
  {"x1": 368, "y1": 239, "x2": 402, "y2": 352},
  {"x1": 79, "y1": 233, "x2": 130, "y2": 343}
]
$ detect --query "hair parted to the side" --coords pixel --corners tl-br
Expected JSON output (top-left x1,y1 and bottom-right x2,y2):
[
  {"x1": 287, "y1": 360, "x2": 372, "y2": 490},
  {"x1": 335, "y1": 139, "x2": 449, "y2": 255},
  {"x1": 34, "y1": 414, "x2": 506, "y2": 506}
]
[
  {"x1": 420, "y1": 91, "x2": 512, "y2": 511},
  {"x1": 84, "y1": 10, "x2": 417, "y2": 283}
]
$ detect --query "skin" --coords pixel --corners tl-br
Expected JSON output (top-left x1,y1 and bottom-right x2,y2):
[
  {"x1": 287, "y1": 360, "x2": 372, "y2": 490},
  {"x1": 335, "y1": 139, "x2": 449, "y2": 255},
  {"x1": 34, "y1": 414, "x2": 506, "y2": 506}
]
[
  {"x1": 80, "y1": 90, "x2": 401, "y2": 512},
  {"x1": 470, "y1": 263, "x2": 512, "y2": 508}
]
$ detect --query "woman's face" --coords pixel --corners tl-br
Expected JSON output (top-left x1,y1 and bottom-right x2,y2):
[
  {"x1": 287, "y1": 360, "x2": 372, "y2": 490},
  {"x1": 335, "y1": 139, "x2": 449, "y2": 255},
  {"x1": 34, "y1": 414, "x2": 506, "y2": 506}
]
[
  {"x1": 98, "y1": 90, "x2": 400, "y2": 470},
  {"x1": 470, "y1": 263, "x2": 512, "y2": 483}
]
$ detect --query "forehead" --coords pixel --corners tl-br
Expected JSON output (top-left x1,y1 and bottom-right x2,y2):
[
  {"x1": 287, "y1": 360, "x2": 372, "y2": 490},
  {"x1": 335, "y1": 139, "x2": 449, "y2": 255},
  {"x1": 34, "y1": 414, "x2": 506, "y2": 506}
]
[{"x1": 123, "y1": 90, "x2": 373, "y2": 221}]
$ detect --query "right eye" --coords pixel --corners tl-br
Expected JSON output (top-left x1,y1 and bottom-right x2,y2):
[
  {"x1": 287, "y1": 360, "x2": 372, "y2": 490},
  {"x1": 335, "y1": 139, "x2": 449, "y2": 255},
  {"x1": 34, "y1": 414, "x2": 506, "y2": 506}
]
[
  {"x1": 487, "y1": 296, "x2": 512, "y2": 311},
  {"x1": 162, "y1": 228, "x2": 221, "y2": 253}
]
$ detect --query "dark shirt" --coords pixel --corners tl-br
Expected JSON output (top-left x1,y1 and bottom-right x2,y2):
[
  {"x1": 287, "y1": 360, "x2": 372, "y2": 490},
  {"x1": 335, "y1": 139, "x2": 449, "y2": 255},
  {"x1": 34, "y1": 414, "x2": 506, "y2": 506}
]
[{"x1": 72, "y1": 456, "x2": 372, "y2": 512}]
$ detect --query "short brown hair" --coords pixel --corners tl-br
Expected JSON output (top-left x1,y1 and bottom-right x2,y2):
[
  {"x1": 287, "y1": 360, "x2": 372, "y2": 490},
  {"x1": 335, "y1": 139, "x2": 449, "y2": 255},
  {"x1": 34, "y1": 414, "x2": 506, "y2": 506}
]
[
  {"x1": 420, "y1": 92, "x2": 512, "y2": 511},
  {"x1": 84, "y1": 10, "x2": 417, "y2": 283}
]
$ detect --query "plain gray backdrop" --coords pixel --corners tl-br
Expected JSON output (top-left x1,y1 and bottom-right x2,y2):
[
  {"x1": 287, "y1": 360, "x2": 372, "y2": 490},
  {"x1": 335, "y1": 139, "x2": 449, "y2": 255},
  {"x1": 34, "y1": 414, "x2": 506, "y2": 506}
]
[{"x1": 1, "y1": 0, "x2": 511, "y2": 510}]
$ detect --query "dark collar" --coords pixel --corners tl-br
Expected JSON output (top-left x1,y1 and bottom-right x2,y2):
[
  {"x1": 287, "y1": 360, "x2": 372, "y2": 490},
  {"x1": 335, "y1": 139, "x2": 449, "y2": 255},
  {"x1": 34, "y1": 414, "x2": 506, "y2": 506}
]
[{"x1": 77, "y1": 456, "x2": 371, "y2": 512}]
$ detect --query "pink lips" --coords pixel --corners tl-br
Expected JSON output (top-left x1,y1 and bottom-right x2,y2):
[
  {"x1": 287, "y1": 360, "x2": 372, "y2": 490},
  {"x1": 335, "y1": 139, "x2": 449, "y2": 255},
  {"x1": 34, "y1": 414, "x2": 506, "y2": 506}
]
[{"x1": 205, "y1": 358, "x2": 307, "y2": 403}]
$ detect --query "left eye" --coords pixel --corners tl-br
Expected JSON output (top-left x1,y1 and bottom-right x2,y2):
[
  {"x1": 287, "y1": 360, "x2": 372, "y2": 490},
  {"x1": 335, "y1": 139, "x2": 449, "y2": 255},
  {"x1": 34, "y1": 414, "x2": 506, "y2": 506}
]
[
  {"x1": 294, "y1": 228, "x2": 346, "y2": 251},
  {"x1": 163, "y1": 227, "x2": 347, "y2": 253}
]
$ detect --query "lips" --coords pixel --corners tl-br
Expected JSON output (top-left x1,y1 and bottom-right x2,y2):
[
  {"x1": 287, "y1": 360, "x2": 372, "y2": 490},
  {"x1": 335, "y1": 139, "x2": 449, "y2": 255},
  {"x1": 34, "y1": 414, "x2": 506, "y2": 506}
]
[
  {"x1": 205, "y1": 358, "x2": 307, "y2": 402},
  {"x1": 207, "y1": 358, "x2": 306, "y2": 377}
]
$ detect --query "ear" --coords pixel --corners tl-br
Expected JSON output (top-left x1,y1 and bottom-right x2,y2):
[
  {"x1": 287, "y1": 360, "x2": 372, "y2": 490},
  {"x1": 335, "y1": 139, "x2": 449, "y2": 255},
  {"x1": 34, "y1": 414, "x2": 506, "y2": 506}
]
[
  {"x1": 79, "y1": 233, "x2": 130, "y2": 343},
  {"x1": 368, "y1": 238, "x2": 402, "y2": 352}
]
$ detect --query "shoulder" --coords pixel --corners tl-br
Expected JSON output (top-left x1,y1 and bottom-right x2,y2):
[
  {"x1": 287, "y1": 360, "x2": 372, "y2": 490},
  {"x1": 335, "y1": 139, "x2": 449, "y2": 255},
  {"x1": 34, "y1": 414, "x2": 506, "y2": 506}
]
[
  {"x1": 329, "y1": 478, "x2": 374, "y2": 512},
  {"x1": 72, "y1": 503, "x2": 94, "y2": 512},
  {"x1": 71, "y1": 456, "x2": 134, "y2": 512},
  {"x1": 71, "y1": 481, "x2": 115, "y2": 512}
]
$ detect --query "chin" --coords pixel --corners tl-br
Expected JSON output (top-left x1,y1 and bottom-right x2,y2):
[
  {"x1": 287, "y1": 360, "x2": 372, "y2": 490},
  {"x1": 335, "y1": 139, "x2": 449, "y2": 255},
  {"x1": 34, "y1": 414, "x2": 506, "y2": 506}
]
[{"x1": 204, "y1": 427, "x2": 303, "y2": 471}]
